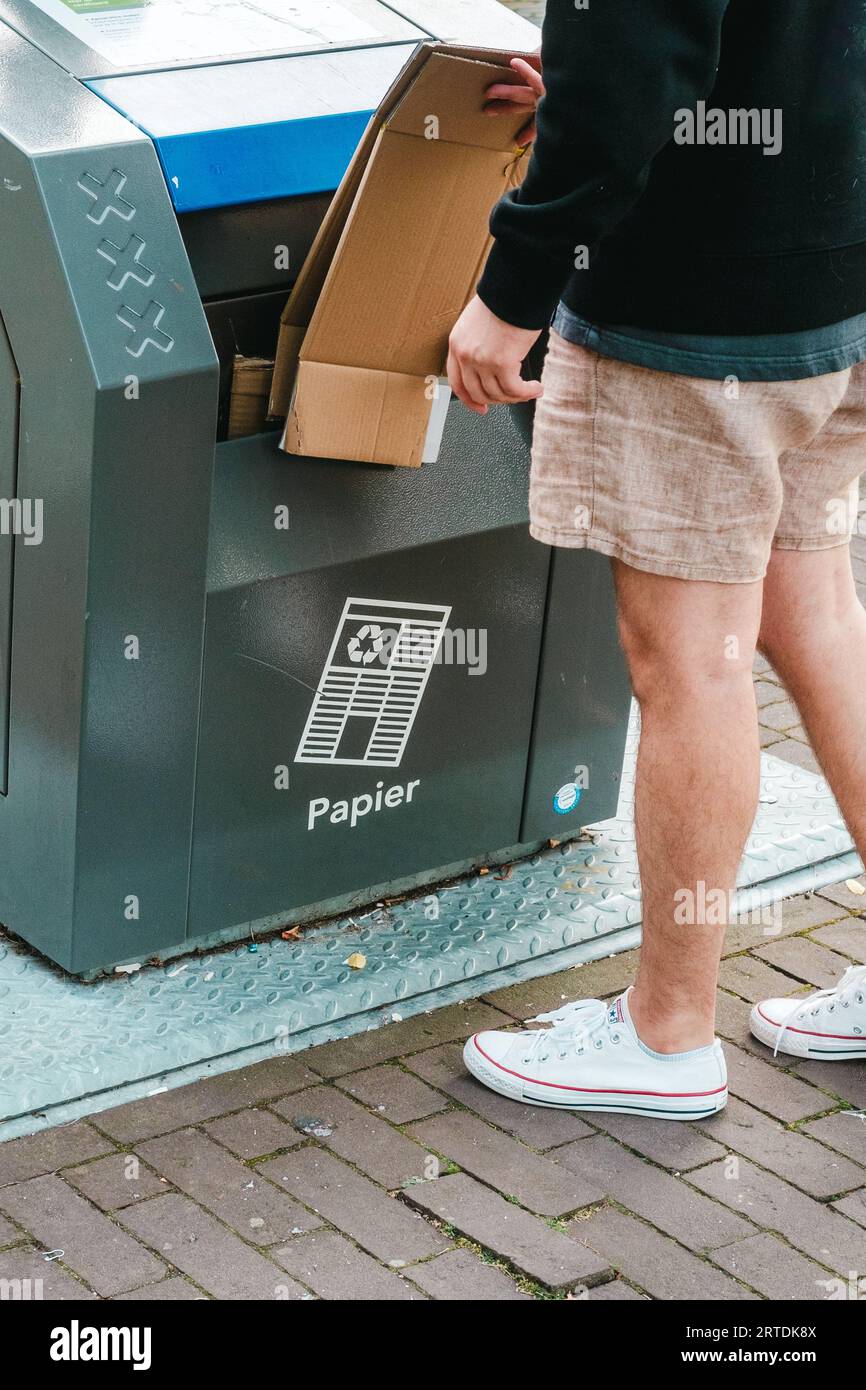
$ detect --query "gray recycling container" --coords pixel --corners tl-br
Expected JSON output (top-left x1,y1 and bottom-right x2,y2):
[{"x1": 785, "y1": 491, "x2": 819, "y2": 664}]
[{"x1": 0, "y1": 0, "x2": 632, "y2": 974}]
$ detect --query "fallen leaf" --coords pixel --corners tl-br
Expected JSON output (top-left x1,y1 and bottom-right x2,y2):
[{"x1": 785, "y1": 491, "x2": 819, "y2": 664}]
[{"x1": 345, "y1": 952, "x2": 367, "y2": 970}]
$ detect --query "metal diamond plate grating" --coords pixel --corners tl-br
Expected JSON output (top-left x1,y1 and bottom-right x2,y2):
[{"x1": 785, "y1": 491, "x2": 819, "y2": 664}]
[{"x1": 0, "y1": 713, "x2": 860, "y2": 1138}]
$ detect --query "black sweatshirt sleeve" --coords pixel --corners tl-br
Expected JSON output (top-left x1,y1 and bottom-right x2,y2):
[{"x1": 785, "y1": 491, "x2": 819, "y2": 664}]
[{"x1": 477, "y1": 0, "x2": 732, "y2": 329}]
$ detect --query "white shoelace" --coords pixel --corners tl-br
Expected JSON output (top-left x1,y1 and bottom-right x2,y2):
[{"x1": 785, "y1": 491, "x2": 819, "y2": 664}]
[
  {"x1": 774, "y1": 963, "x2": 866, "y2": 1057},
  {"x1": 521, "y1": 997, "x2": 613, "y2": 1065}
]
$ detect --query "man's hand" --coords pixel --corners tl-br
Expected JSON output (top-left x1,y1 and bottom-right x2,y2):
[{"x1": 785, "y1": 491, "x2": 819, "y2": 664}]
[
  {"x1": 484, "y1": 52, "x2": 544, "y2": 144},
  {"x1": 447, "y1": 296, "x2": 543, "y2": 416}
]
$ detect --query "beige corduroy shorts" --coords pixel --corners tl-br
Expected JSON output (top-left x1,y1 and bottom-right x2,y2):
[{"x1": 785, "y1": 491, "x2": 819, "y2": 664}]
[{"x1": 529, "y1": 329, "x2": 865, "y2": 583}]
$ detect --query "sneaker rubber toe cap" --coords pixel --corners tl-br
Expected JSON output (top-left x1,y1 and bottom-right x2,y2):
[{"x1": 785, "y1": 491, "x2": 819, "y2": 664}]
[
  {"x1": 752, "y1": 998, "x2": 799, "y2": 1029},
  {"x1": 750, "y1": 997, "x2": 807, "y2": 1052},
  {"x1": 463, "y1": 1030, "x2": 527, "y2": 1100},
  {"x1": 464, "y1": 1029, "x2": 515, "y2": 1071}
]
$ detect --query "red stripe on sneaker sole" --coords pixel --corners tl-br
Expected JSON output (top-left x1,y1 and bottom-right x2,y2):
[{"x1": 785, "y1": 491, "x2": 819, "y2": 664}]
[
  {"x1": 756, "y1": 1004, "x2": 866, "y2": 1042},
  {"x1": 470, "y1": 1036, "x2": 727, "y2": 1099}
]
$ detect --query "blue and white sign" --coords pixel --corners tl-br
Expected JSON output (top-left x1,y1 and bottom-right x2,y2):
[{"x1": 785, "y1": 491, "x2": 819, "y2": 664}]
[{"x1": 553, "y1": 782, "x2": 582, "y2": 815}]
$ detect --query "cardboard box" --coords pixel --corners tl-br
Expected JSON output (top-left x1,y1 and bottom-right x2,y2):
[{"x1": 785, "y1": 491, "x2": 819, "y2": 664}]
[
  {"x1": 227, "y1": 355, "x2": 274, "y2": 439},
  {"x1": 269, "y1": 42, "x2": 530, "y2": 468}
]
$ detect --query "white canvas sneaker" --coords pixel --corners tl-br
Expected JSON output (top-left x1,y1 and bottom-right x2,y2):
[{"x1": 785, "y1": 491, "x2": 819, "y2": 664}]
[
  {"x1": 463, "y1": 988, "x2": 728, "y2": 1120},
  {"x1": 750, "y1": 964, "x2": 866, "y2": 1060}
]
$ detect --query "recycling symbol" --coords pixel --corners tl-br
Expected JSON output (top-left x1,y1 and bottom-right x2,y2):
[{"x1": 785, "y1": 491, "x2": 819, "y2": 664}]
[{"x1": 347, "y1": 623, "x2": 387, "y2": 666}]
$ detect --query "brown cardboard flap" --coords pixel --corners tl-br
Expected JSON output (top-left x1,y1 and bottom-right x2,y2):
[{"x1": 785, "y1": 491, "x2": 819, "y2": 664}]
[
  {"x1": 283, "y1": 360, "x2": 432, "y2": 468},
  {"x1": 227, "y1": 355, "x2": 274, "y2": 440},
  {"x1": 268, "y1": 324, "x2": 306, "y2": 424},
  {"x1": 270, "y1": 42, "x2": 434, "y2": 387},
  {"x1": 388, "y1": 51, "x2": 528, "y2": 150},
  {"x1": 301, "y1": 135, "x2": 525, "y2": 377},
  {"x1": 430, "y1": 43, "x2": 538, "y2": 65},
  {"x1": 269, "y1": 41, "x2": 531, "y2": 420}
]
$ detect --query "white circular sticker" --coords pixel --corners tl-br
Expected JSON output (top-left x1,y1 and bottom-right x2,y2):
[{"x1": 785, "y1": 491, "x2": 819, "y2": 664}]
[{"x1": 553, "y1": 782, "x2": 581, "y2": 815}]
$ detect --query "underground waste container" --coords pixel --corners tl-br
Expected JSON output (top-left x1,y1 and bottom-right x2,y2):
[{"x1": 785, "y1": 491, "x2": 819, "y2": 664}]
[{"x1": 0, "y1": 0, "x2": 633, "y2": 975}]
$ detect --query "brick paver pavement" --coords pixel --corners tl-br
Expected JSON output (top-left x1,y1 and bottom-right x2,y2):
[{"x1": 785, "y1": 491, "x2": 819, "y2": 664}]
[{"x1": 0, "y1": 876, "x2": 863, "y2": 1300}]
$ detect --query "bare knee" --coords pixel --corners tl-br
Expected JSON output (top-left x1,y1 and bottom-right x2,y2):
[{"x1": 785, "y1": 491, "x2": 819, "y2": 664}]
[
  {"x1": 759, "y1": 547, "x2": 862, "y2": 666},
  {"x1": 613, "y1": 563, "x2": 761, "y2": 709},
  {"x1": 616, "y1": 608, "x2": 669, "y2": 704},
  {"x1": 618, "y1": 611, "x2": 754, "y2": 709}
]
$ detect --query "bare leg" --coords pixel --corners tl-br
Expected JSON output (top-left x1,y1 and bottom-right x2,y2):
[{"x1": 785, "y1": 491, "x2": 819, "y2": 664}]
[
  {"x1": 612, "y1": 560, "x2": 764, "y2": 1052},
  {"x1": 759, "y1": 545, "x2": 866, "y2": 853}
]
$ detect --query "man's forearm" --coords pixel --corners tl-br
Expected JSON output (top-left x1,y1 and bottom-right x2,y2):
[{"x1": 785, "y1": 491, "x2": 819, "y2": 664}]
[{"x1": 477, "y1": 0, "x2": 731, "y2": 329}]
